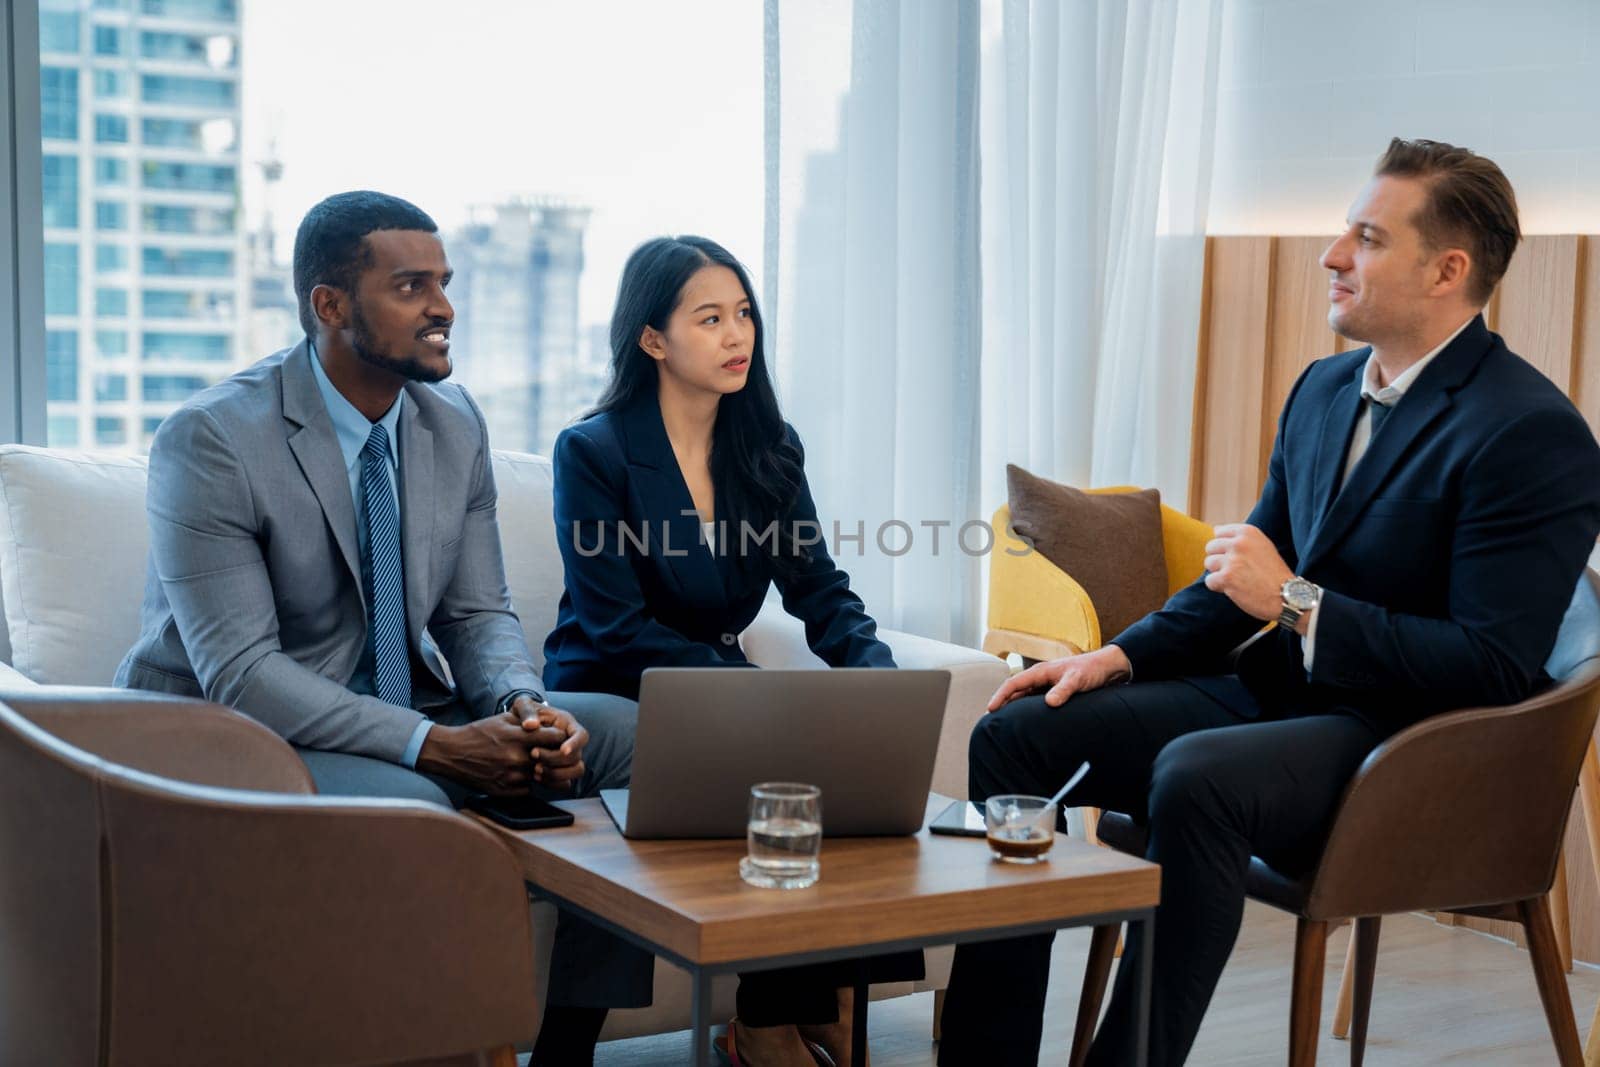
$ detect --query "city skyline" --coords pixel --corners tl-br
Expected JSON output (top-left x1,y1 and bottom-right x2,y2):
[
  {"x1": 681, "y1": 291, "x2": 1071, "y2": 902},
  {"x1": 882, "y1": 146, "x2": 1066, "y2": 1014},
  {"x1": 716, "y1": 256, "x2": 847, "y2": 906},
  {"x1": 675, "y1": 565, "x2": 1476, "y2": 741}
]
[
  {"x1": 40, "y1": 0, "x2": 247, "y2": 451},
  {"x1": 238, "y1": 0, "x2": 764, "y2": 352},
  {"x1": 40, "y1": 0, "x2": 765, "y2": 455}
]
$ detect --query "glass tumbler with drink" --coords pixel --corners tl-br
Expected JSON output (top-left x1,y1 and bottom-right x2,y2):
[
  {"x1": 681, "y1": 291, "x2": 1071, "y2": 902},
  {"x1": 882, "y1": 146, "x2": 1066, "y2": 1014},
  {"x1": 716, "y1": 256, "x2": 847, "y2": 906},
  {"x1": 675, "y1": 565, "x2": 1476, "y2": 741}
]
[
  {"x1": 984, "y1": 794, "x2": 1057, "y2": 863},
  {"x1": 740, "y1": 782, "x2": 822, "y2": 889}
]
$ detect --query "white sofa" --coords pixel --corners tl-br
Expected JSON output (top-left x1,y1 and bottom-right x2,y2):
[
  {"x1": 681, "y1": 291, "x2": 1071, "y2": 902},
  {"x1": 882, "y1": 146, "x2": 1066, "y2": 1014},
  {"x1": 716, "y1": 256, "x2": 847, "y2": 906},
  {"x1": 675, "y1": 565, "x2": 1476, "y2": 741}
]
[{"x1": 0, "y1": 443, "x2": 1008, "y2": 1044}]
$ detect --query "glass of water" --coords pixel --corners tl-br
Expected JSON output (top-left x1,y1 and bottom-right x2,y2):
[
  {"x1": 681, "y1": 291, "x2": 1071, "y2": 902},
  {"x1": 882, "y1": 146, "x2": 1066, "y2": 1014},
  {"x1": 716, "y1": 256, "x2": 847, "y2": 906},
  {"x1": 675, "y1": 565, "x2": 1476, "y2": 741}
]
[{"x1": 740, "y1": 782, "x2": 822, "y2": 889}]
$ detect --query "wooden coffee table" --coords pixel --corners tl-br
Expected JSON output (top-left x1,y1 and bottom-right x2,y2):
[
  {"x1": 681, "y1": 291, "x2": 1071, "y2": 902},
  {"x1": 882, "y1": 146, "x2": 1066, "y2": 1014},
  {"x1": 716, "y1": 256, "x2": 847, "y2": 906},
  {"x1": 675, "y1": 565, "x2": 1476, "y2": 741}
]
[{"x1": 478, "y1": 795, "x2": 1161, "y2": 1065}]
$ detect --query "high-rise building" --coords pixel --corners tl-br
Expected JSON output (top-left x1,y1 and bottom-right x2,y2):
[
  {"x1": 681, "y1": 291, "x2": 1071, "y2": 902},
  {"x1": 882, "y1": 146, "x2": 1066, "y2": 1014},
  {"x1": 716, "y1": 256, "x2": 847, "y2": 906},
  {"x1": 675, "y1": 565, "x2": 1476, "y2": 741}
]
[
  {"x1": 246, "y1": 138, "x2": 299, "y2": 361},
  {"x1": 39, "y1": 0, "x2": 245, "y2": 453},
  {"x1": 446, "y1": 199, "x2": 591, "y2": 456}
]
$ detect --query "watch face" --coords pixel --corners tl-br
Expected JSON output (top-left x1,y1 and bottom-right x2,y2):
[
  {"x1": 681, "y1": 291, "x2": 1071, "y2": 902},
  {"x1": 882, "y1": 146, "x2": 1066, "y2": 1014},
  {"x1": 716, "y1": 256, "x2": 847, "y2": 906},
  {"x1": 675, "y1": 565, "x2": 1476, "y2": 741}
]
[{"x1": 1283, "y1": 577, "x2": 1319, "y2": 611}]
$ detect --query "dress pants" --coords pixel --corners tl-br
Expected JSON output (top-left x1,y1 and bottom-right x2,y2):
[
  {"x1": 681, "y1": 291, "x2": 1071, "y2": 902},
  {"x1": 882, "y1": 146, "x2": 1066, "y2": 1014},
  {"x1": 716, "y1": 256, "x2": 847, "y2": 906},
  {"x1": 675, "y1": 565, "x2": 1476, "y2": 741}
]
[
  {"x1": 936, "y1": 678, "x2": 1384, "y2": 1067},
  {"x1": 737, "y1": 952, "x2": 926, "y2": 1026},
  {"x1": 296, "y1": 689, "x2": 656, "y2": 1010}
]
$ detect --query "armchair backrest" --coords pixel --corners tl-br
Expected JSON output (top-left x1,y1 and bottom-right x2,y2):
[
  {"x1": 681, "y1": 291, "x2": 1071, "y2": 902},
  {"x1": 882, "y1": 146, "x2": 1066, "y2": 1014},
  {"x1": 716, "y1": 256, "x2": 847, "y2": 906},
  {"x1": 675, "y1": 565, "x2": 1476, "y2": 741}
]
[
  {"x1": 1304, "y1": 570, "x2": 1600, "y2": 920},
  {"x1": 1, "y1": 687, "x2": 315, "y2": 793},
  {"x1": 0, "y1": 698, "x2": 106, "y2": 1065},
  {"x1": 0, "y1": 695, "x2": 539, "y2": 1065}
]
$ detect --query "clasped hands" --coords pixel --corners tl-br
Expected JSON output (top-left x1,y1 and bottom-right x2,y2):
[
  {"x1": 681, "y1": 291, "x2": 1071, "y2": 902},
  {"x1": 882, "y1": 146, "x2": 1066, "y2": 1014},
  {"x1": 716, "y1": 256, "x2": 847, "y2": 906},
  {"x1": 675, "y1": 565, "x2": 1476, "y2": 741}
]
[
  {"x1": 987, "y1": 523, "x2": 1293, "y2": 712},
  {"x1": 417, "y1": 695, "x2": 589, "y2": 796}
]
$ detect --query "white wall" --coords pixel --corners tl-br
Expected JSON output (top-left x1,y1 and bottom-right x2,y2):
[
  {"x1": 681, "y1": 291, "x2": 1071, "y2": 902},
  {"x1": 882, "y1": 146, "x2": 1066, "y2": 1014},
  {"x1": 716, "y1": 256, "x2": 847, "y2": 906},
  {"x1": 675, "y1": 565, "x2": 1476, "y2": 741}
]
[{"x1": 1210, "y1": 0, "x2": 1600, "y2": 234}]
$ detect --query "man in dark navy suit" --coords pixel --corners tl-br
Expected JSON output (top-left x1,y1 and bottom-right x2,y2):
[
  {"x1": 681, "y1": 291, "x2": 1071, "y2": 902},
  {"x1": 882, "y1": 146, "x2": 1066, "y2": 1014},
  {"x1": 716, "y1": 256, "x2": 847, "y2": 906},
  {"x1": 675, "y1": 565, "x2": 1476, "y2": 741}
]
[{"x1": 937, "y1": 139, "x2": 1600, "y2": 1066}]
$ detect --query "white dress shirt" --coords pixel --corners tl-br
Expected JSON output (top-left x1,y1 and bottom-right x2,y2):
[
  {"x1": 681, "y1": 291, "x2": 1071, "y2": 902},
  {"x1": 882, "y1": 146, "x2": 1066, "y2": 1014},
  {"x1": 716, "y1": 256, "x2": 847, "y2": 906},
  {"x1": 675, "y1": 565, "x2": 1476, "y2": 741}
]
[{"x1": 1302, "y1": 315, "x2": 1476, "y2": 668}]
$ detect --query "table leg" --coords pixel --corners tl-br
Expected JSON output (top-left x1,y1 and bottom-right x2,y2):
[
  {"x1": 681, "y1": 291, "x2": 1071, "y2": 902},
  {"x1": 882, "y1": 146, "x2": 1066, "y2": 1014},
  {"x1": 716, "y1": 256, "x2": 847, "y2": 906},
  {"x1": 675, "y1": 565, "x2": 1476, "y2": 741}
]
[
  {"x1": 852, "y1": 958, "x2": 871, "y2": 1064},
  {"x1": 1133, "y1": 912, "x2": 1154, "y2": 1067},
  {"x1": 692, "y1": 968, "x2": 713, "y2": 1067}
]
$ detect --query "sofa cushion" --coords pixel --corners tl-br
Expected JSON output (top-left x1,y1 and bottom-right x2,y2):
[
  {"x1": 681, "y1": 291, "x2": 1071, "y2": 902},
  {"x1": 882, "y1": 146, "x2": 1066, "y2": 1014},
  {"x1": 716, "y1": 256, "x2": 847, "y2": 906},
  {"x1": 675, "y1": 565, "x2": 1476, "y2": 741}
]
[
  {"x1": 489, "y1": 450, "x2": 563, "y2": 673},
  {"x1": 0, "y1": 444, "x2": 571, "y2": 686},
  {"x1": 0, "y1": 446, "x2": 150, "y2": 683},
  {"x1": 1005, "y1": 464, "x2": 1168, "y2": 641}
]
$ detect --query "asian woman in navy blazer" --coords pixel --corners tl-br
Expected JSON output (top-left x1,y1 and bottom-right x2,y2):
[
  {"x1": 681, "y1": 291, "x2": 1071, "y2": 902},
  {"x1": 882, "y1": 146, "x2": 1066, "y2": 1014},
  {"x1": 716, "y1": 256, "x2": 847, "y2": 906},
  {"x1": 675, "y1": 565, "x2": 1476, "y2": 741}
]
[{"x1": 543, "y1": 235, "x2": 913, "y2": 1065}]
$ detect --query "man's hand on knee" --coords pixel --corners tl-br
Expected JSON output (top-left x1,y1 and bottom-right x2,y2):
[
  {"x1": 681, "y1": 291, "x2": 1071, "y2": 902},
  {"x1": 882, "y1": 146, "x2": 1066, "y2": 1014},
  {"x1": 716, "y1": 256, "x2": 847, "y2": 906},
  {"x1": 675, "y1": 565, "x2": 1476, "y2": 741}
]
[
  {"x1": 512, "y1": 697, "x2": 589, "y2": 788},
  {"x1": 987, "y1": 644, "x2": 1132, "y2": 711},
  {"x1": 415, "y1": 711, "x2": 543, "y2": 795},
  {"x1": 415, "y1": 699, "x2": 590, "y2": 796}
]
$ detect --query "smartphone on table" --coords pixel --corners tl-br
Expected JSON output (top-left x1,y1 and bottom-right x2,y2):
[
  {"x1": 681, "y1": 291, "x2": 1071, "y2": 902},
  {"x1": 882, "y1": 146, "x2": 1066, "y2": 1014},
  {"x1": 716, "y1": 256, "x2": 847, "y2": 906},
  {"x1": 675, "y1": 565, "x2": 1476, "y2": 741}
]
[
  {"x1": 929, "y1": 799, "x2": 987, "y2": 837},
  {"x1": 465, "y1": 793, "x2": 576, "y2": 830}
]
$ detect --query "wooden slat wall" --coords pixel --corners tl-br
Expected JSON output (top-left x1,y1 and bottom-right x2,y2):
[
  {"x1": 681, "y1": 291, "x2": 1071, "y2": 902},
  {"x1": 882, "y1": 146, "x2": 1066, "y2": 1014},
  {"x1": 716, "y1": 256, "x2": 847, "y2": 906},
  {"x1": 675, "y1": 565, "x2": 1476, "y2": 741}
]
[{"x1": 1188, "y1": 234, "x2": 1600, "y2": 963}]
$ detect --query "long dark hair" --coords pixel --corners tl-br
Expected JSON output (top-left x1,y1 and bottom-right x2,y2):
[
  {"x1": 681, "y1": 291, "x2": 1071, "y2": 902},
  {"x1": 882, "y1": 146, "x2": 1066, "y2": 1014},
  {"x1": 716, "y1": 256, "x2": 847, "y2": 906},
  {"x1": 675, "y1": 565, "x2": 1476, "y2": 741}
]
[{"x1": 591, "y1": 236, "x2": 807, "y2": 574}]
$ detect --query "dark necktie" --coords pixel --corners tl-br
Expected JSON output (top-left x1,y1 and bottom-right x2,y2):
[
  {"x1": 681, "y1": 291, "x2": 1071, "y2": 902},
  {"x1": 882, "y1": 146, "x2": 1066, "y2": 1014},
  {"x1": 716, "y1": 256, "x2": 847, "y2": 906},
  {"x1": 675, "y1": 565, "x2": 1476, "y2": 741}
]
[
  {"x1": 360, "y1": 424, "x2": 410, "y2": 708},
  {"x1": 1368, "y1": 396, "x2": 1393, "y2": 437}
]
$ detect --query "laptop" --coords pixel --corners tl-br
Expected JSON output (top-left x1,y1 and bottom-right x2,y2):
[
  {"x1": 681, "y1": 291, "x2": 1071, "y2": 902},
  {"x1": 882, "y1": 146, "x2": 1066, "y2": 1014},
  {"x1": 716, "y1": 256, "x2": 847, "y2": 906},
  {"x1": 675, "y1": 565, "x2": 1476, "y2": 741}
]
[{"x1": 601, "y1": 668, "x2": 951, "y2": 839}]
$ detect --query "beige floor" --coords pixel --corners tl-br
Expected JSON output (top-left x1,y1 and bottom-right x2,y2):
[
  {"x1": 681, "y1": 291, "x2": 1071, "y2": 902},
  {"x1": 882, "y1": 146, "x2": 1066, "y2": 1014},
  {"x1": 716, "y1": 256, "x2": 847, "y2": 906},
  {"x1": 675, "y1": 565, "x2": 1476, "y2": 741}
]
[{"x1": 590, "y1": 902, "x2": 1600, "y2": 1065}]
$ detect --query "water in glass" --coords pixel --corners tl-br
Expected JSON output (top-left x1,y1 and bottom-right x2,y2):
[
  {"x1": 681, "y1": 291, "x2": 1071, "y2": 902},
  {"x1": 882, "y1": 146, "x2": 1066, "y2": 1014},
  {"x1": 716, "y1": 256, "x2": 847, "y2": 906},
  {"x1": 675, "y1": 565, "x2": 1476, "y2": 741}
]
[{"x1": 740, "y1": 782, "x2": 821, "y2": 889}]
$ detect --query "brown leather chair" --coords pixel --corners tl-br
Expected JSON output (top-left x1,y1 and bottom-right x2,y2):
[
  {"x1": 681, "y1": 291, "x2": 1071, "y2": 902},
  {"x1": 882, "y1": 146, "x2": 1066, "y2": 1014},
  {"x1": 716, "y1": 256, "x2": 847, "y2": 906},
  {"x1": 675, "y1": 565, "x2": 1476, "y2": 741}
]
[
  {"x1": 1070, "y1": 572, "x2": 1600, "y2": 1067},
  {"x1": 0, "y1": 688, "x2": 538, "y2": 1067}
]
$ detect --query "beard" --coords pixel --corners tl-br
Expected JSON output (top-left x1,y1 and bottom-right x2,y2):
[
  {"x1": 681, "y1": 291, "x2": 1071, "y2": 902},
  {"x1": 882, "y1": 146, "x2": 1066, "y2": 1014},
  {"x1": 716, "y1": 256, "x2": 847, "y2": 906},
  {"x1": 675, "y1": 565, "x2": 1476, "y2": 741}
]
[{"x1": 350, "y1": 300, "x2": 451, "y2": 383}]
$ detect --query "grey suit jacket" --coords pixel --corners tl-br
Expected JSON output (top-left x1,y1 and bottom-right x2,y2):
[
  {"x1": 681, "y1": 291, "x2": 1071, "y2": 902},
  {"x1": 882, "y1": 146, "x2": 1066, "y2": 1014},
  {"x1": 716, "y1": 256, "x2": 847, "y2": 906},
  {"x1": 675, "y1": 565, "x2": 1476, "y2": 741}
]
[{"x1": 115, "y1": 341, "x2": 545, "y2": 763}]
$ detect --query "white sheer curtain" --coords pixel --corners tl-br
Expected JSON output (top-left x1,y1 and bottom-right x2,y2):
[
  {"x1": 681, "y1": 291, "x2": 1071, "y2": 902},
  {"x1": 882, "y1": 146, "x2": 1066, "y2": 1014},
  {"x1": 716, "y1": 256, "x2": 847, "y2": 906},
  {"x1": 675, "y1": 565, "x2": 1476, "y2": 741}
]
[{"x1": 767, "y1": 0, "x2": 1222, "y2": 644}]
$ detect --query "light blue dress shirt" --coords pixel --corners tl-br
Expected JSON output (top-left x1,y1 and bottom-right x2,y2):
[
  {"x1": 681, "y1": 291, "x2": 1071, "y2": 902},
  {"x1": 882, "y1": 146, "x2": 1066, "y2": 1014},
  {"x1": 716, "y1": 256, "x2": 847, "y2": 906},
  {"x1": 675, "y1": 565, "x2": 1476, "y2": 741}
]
[{"x1": 308, "y1": 343, "x2": 433, "y2": 768}]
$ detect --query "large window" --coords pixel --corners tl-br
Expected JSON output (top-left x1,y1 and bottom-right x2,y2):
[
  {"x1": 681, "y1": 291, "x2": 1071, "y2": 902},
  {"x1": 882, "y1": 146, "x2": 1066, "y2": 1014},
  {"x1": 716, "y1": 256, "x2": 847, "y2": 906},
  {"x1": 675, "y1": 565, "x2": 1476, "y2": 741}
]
[
  {"x1": 30, "y1": 0, "x2": 759, "y2": 456},
  {"x1": 40, "y1": 10, "x2": 80, "y2": 54},
  {"x1": 95, "y1": 287, "x2": 128, "y2": 316},
  {"x1": 40, "y1": 66, "x2": 78, "y2": 139},
  {"x1": 93, "y1": 113, "x2": 128, "y2": 143},
  {"x1": 140, "y1": 31, "x2": 236, "y2": 68},
  {"x1": 44, "y1": 245, "x2": 79, "y2": 316},
  {"x1": 42, "y1": 154, "x2": 78, "y2": 229},
  {"x1": 95, "y1": 199, "x2": 128, "y2": 230},
  {"x1": 142, "y1": 203, "x2": 233, "y2": 235},
  {"x1": 142, "y1": 374, "x2": 209, "y2": 401},
  {"x1": 142, "y1": 289, "x2": 233, "y2": 320},
  {"x1": 140, "y1": 74, "x2": 235, "y2": 107},
  {"x1": 141, "y1": 161, "x2": 235, "y2": 193},
  {"x1": 96, "y1": 330, "x2": 129, "y2": 359},
  {"x1": 142, "y1": 247, "x2": 232, "y2": 278},
  {"x1": 92, "y1": 24, "x2": 124, "y2": 56},
  {"x1": 93, "y1": 373, "x2": 127, "y2": 402},
  {"x1": 47, "y1": 332, "x2": 79, "y2": 401},
  {"x1": 94, "y1": 156, "x2": 127, "y2": 185},
  {"x1": 93, "y1": 416, "x2": 126, "y2": 445},
  {"x1": 141, "y1": 0, "x2": 237, "y2": 19},
  {"x1": 142, "y1": 332, "x2": 230, "y2": 362},
  {"x1": 95, "y1": 243, "x2": 128, "y2": 273},
  {"x1": 92, "y1": 68, "x2": 127, "y2": 98}
]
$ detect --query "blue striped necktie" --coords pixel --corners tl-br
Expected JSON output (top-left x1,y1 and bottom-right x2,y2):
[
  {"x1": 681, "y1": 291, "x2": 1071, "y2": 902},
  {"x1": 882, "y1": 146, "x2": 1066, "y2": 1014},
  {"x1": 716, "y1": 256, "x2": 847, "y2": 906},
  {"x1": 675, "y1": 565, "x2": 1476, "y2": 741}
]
[{"x1": 360, "y1": 424, "x2": 411, "y2": 707}]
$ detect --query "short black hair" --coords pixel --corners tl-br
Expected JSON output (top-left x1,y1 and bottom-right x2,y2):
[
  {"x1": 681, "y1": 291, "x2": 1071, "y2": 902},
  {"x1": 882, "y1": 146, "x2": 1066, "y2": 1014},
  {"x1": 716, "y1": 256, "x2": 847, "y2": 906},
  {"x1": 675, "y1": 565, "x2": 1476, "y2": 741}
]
[{"x1": 292, "y1": 190, "x2": 438, "y2": 335}]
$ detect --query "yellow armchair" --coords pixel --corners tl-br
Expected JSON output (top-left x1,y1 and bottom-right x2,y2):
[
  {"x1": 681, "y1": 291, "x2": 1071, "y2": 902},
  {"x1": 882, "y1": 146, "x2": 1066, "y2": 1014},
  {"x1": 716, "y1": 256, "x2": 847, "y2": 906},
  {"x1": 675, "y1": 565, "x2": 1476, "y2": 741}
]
[{"x1": 983, "y1": 487, "x2": 1213, "y2": 662}]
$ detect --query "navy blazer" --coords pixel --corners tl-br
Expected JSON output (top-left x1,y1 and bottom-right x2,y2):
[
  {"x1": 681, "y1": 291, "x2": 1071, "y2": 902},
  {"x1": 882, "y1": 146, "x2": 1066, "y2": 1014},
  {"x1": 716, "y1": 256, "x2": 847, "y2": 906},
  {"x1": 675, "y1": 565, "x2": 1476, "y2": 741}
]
[
  {"x1": 1115, "y1": 315, "x2": 1600, "y2": 734},
  {"x1": 542, "y1": 398, "x2": 896, "y2": 699}
]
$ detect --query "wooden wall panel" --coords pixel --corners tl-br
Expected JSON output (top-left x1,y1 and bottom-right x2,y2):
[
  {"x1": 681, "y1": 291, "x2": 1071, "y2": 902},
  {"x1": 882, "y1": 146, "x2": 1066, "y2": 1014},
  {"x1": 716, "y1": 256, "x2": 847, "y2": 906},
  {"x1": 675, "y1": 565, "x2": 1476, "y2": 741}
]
[
  {"x1": 1261, "y1": 236, "x2": 1340, "y2": 486},
  {"x1": 1190, "y1": 237, "x2": 1272, "y2": 525},
  {"x1": 1188, "y1": 234, "x2": 1600, "y2": 965},
  {"x1": 1491, "y1": 235, "x2": 1580, "y2": 390},
  {"x1": 1576, "y1": 236, "x2": 1600, "y2": 437}
]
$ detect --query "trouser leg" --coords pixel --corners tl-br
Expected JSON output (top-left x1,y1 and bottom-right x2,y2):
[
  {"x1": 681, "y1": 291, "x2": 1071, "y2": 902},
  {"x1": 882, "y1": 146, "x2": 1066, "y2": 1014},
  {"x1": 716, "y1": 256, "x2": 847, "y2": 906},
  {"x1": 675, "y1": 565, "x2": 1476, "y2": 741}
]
[
  {"x1": 1086, "y1": 713, "x2": 1383, "y2": 1066},
  {"x1": 537, "y1": 691, "x2": 655, "y2": 1010},
  {"x1": 938, "y1": 681, "x2": 1250, "y2": 1066}
]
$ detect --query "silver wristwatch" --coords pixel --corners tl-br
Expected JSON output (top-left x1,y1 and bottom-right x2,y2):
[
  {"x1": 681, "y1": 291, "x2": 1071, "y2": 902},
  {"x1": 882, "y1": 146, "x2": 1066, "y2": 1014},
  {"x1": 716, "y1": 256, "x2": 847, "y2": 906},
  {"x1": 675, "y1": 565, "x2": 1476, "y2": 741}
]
[{"x1": 1278, "y1": 576, "x2": 1322, "y2": 630}]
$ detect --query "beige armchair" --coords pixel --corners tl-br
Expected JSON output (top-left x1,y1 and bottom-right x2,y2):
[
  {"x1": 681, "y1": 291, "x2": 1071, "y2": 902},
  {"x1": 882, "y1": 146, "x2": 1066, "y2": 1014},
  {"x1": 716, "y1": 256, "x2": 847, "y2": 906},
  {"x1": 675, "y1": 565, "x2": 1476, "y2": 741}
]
[{"x1": 0, "y1": 688, "x2": 538, "y2": 1067}]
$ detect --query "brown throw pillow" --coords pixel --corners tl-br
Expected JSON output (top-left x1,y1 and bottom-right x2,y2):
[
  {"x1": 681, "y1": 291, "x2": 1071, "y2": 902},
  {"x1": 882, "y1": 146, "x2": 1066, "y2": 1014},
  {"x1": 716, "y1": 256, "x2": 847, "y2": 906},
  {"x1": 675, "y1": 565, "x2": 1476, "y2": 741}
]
[{"x1": 1005, "y1": 464, "x2": 1169, "y2": 641}]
